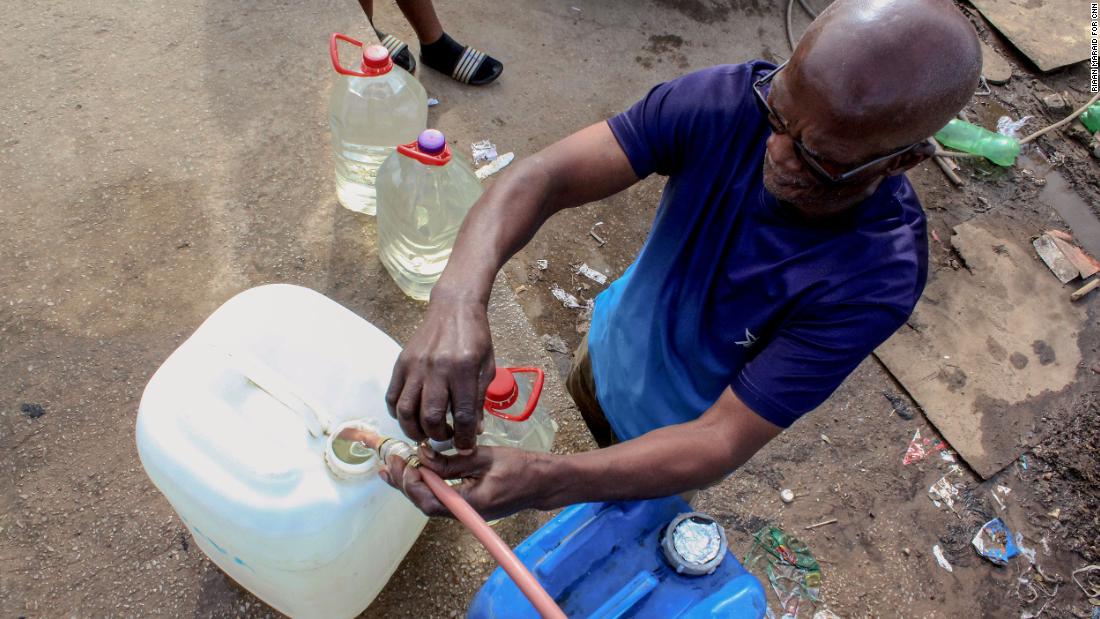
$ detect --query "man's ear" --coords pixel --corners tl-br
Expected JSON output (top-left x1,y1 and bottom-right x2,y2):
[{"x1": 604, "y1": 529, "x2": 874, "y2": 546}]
[{"x1": 883, "y1": 141, "x2": 935, "y2": 177}]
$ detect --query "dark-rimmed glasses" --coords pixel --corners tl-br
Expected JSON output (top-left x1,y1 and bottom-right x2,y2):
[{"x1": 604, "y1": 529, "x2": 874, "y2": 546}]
[{"x1": 752, "y1": 61, "x2": 920, "y2": 184}]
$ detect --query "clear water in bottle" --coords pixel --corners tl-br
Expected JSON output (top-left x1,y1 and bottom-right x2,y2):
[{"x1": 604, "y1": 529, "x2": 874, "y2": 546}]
[
  {"x1": 376, "y1": 129, "x2": 483, "y2": 301},
  {"x1": 329, "y1": 35, "x2": 427, "y2": 215}
]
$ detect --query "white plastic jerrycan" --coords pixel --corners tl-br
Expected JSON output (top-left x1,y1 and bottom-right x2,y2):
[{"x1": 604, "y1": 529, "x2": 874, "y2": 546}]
[{"x1": 136, "y1": 284, "x2": 427, "y2": 619}]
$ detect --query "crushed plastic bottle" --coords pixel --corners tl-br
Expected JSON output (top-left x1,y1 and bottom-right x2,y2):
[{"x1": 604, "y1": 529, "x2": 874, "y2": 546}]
[
  {"x1": 934, "y1": 119, "x2": 1020, "y2": 167},
  {"x1": 376, "y1": 129, "x2": 482, "y2": 301},
  {"x1": 744, "y1": 526, "x2": 822, "y2": 617},
  {"x1": 1079, "y1": 101, "x2": 1100, "y2": 133},
  {"x1": 328, "y1": 34, "x2": 427, "y2": 215}
]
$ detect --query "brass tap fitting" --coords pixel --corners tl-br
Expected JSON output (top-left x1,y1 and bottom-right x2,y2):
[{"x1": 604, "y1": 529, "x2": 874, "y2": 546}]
[{"x1": 376, "y1": 437, "x2": 420, "y2": 468}]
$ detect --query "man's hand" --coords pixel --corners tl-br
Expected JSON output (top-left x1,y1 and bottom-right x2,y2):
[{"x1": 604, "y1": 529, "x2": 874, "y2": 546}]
[
  {"x1": 379, "y1": 389, "x2": 781, "y2": 521},
  {"x1": 386, "y1": 298, "x2": 495, "y2": 454},
  {"x1": 378, "y1": 444, "x2": 548, "y2": 521},
  {"x1": 384, "y1": 122, "x2": 636, "y2": 455}
]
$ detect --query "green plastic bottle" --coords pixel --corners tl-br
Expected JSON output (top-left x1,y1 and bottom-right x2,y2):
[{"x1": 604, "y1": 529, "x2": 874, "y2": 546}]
[
  {"x1": 934, "y1": 119, "x2": 1020, "y2": 167},
  {"x1": 1079, "y1": 102, "x2": 1100, "y2": 133}
]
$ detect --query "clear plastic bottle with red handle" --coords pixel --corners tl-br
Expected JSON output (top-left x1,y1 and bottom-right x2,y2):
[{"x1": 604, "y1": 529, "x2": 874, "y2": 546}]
[
  {"x1": 376, "y1": 129, "x2": 482, "y2": 301},
  {"x1": 428, "y1": 366, "x2": 556, "y2": 453},
  {"x1": 478, "y1": 366, "x2": 556, "y2": 452},
  {"x1": 328, "y1": 34, "x2": 427, "y2": 215}
]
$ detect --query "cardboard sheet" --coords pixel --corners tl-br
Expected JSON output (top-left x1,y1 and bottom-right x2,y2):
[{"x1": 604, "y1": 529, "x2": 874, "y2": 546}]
[
  {"x1": 970, "y1": 0, "x2": 1090, "y2": 71},
  {"x1": 875, "y1": 217, "x2": 1091, "y2": 478}
]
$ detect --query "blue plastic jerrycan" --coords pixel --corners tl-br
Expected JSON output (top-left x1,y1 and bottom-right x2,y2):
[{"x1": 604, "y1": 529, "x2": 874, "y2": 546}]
[{"x1": 468, "y1": 497, "x2": 767, "y2": 619}]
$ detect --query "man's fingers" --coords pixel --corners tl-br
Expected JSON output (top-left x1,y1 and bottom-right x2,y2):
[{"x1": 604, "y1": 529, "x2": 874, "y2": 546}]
[
  {"x1": 400, "y1": 464, "x2": 450, "y2": 518},
  {"x1": 418, "y1": 443, "x2": 490, "y2": 480},
  {"x1": 393, "y1": 377, "x2": 426, "y2": 443},
  {"x1": 385, "y1": 360, "x2": 408, "y2": 419},
  {"x1": 381, "y1": 456, "x2": 448, "y2": 517},
  {"x1": 420, "y1": 376, "x2": 452, "y2": 442},
  {"x1": 448, "y1": 373, "x2": 482, "y2": 454},
  {"x1": 477, "y1": 356, "x2": 497, "y2": 399}
]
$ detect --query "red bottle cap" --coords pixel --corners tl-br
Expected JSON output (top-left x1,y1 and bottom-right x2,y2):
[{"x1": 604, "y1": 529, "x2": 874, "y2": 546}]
[
  {"x1": 360, "y1": 45, "x2": 393, "y2": 75},
  {"x1": 330, "y1": 34, "x2": 393, "y2": 77},
  {"x1": 484, "y1": 368, "x2": 519, "y2": 412}
]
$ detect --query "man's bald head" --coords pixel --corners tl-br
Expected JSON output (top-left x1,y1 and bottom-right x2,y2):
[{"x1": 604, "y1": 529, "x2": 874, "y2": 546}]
[{"x1": 787, "y1": 0, "x2": 981, "y2": 152}]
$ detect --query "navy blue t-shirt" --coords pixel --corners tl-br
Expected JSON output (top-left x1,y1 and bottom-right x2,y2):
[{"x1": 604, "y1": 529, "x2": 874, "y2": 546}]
[{"x1": 587, "y1": 62, "x2": 928, "y2": 438}]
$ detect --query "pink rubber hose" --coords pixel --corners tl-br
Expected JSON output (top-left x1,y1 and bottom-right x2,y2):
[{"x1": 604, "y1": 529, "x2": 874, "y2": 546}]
[
  {"x1": 417, "y1": 466, "x2": 567, "y2": 619},
  {"x1": 344, "y1": 427, "x2": 566, "y2": 618}
]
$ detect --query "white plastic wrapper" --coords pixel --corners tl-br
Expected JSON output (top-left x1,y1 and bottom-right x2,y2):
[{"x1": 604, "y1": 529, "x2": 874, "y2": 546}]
[
  {"x1": 471, "y1": 139, "x2": 498, "y2": 164},
  {"x1": 550, "y1": 284, "x2": 583, "y2": 309},
  {"x1": 995, "y1": 115, "x2": 1032, "y2": 138},
  {"x1": 475, "y1": 152, "x2": 514, "y2": 180},
  {"x1": 574, "y1": 263, "x2": 608, "y2": 285},
  {"x1": 932, "y1": 544, "x2": 953, "y2": 572}
]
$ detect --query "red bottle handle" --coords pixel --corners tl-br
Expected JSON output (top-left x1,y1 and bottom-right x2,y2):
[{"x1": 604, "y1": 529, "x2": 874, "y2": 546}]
[
  {"x1": 487, "y1": 367, "x2": 544, "y2": 422},
  {"x1": 330, "y1": 33, "x2": 371, "y2": 77},
  {"x1": 397, "y1": 140, "x2": 452, "y2": 166}
]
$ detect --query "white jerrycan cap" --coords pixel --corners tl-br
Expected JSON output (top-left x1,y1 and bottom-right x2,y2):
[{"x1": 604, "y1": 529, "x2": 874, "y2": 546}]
[{"x1": 325, "y1": 420, "x2": 382, "y2": 480}]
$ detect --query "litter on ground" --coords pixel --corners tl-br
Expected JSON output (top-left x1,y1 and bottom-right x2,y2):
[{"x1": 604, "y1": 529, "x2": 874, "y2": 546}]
[
  {"x1": 744, "y1": 526, "x2": 822, "y2": 619},
  {"x1": 589, "y1": 221, "x2": 607, "y2": 246},
  {"x1": 903, "y1": 429, "x2": 947, "y2": 465},
  {"x1": 573, "y1": 263, "x2": 608, "y2": 285},
  {"x1": 471, "y1": 139, "x2": 498, "y2": 164},
  {"x1": 933, "y1": 544, "x2": 953, "y2": 573},
  {"x1": 928, "y1": 466, "x2": 963, "y2": 511},
  {"x1": 971, "y1": 518, "x2": 1020, "y2": 565},
  {"x1": 475, "y1": 152, "x2": 514, "y2": 180},
  {"x1": 996, "y1": 115, "x2": 1032, "y2": 138},
  {"x1": 549, "y1": 284, "x2": 584, "y2": 309}
]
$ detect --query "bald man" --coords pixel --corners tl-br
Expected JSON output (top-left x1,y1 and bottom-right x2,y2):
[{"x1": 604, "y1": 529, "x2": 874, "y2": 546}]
[{"x1": 379, "y1": 0, "x2": 981, "y2": 520}]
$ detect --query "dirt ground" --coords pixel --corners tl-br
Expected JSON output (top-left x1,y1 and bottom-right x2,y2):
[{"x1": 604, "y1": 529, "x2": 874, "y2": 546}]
[{"x1": 2, "y1": 0, "x2": 1099, "y2": 617}]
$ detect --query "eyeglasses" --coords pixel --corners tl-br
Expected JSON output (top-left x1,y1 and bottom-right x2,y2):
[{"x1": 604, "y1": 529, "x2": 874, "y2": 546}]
[{"x1": 752, "y1": 61, "x2": 920, "y2": 184}]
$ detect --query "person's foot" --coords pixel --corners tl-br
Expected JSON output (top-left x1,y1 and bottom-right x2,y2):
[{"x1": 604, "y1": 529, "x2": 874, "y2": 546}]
[
  {"x1": 420, "y1": 32, "x2": 503, "y2": 85},
  {"x1": 374, "y1": 30, "x2": 417, "y2": 73}
]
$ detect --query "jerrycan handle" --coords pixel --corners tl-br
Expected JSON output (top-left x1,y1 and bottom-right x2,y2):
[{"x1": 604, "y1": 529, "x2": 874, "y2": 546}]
[
  {"x1": 485, "y1": 367, "x2": 544, "y2": 422},
  {"x1": 207, "y1": 344, "x2": 331, "y2": 437}
]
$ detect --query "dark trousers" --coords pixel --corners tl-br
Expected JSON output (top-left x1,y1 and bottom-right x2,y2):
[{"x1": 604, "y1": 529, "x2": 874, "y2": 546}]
[
  {"x1": 565, "y1": 336, "x2": 618, "y2": 448},
  {"x1": 565, "y1": 336, "x2": 705, "y2": 503}
]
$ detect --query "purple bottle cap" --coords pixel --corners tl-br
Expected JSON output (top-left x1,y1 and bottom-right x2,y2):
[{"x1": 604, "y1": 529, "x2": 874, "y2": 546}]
[{"x1": 417, "y1": 129, "x2": 446, "y2": 155}]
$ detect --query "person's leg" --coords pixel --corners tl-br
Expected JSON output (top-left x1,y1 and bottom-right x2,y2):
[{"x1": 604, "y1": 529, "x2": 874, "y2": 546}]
[
  {"x1": 357, "y1": 0, "x2": 418, "y2": 72},
  {"x1": 565, "y1": 336, "x2": 618, "y2": 449},
  {"x1": 394, "y1": 0, "x2": 503, "y2": 85},
  {"x1": 357, "y1": 0, "x2": 373, "y2": 22},
  {"x1": 394, "y1": 0, "x2": 443, "y2": 44}
]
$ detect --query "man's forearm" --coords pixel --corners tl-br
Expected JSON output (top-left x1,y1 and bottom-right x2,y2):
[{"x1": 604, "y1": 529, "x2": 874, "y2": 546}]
[
  {"x1": 534, "y1": 397, "x2": 780, "y2": 508},
  {"x1": 431, "y1": 155, "x2": 557, "y2": 307},
  {"x1": 429, "y1": 122, "x2": 639, "y2": 308}
]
